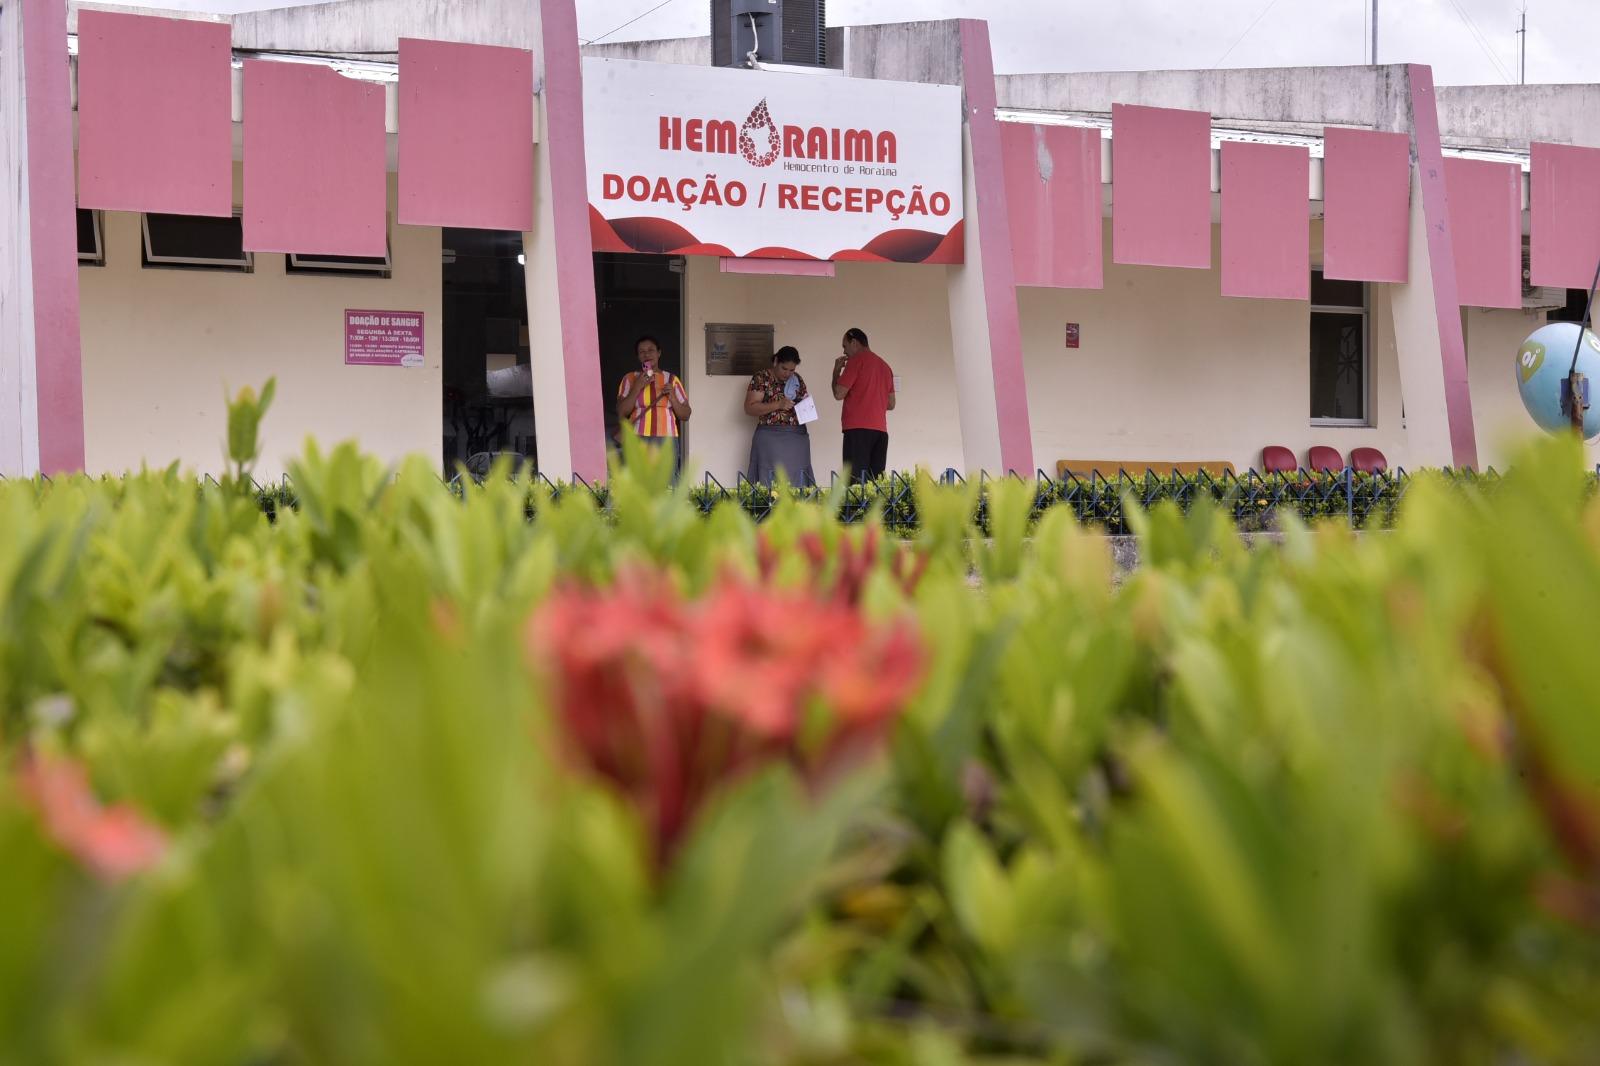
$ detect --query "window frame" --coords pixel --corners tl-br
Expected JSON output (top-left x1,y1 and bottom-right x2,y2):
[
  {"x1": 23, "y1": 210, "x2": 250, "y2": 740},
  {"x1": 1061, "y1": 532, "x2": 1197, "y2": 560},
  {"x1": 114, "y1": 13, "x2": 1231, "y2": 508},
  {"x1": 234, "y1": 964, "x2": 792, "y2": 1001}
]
[
  {"x1": 141, "y1": 211, "x2": 254, "y2": 272},
  {"x1": 286, "y1": 246, "x2": 393, "y2": 279},
  {"x1": 1308, "y1": 271, "x2": 1371, "y2": 428},
  {"x1": 77, "y1": 209, "x2": 104, "y2": 267}
]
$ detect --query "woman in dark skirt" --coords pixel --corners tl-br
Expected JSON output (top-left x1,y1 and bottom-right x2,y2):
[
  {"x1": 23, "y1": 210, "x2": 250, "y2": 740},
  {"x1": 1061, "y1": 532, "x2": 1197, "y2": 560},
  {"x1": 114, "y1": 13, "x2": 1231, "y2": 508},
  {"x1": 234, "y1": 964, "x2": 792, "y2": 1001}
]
[{"x1": 744, "y1": 346, "x2": 815, "y2": 486}]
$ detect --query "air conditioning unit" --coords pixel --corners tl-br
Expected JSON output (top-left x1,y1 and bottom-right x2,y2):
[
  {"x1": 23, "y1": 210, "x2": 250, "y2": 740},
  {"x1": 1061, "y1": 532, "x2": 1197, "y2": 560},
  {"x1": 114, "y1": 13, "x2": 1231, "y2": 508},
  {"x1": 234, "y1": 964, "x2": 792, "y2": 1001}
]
[
  {"x1": 711, "y1": 0, "x2": 826, "y2": 69},
  {"x1": 1523, "y1": 243, "x2": 1567, "y2": 311}
]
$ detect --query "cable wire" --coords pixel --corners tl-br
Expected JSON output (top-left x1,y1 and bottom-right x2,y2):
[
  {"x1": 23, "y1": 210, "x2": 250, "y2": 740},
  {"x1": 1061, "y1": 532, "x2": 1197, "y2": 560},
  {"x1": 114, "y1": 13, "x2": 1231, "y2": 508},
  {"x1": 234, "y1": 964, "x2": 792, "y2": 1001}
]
[
  {"x1": 584, "y1": 0, "x2": 688, "y2": 46},
  {"x1": 1211, "y1": 0, "x2": 1284, "y2": 68},
  {"x1": 1444, "y1": 0, "x2": 1515, "y2": 83}
]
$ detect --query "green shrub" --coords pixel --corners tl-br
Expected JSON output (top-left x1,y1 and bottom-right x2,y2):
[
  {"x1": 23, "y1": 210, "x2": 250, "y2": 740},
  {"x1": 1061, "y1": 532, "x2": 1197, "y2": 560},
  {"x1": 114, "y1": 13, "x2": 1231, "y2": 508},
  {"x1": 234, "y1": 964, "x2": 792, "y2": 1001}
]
[{"x1": 2, "y1": 384, "x2": 1599, "y2": 1063}]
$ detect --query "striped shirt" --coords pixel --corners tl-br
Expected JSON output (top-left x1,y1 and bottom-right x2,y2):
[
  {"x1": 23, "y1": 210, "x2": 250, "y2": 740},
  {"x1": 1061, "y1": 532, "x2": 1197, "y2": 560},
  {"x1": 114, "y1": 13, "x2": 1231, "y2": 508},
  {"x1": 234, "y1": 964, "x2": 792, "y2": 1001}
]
[{"x1": 619, "y1": 370, "x2": 689, "y2": 438}]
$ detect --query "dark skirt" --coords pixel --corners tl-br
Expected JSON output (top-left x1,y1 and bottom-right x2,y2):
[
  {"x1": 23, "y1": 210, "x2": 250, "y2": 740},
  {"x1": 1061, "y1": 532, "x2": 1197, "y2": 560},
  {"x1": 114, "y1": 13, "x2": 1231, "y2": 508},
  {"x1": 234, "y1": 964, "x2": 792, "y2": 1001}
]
[{"x1": 747, "y1": 424, "x2": 814, "y2": 486}]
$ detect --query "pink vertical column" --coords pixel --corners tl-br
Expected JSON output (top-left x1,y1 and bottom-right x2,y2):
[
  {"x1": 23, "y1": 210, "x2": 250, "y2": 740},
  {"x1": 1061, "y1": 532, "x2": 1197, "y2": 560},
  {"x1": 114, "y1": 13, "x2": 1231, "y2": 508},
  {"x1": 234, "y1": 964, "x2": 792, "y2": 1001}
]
[
  {"x1": 24, "y1": 0, "x2": 84, "y2": 473},
  {"x1": 957, "y1": 19, "x2": 1034, "y2": 475},
  {"x1": 538, "y1": 0, "x2": 606, "y2": 481},
  {"x1": 1407, "y1": 64, "x2": 1477, "y2": 469}
]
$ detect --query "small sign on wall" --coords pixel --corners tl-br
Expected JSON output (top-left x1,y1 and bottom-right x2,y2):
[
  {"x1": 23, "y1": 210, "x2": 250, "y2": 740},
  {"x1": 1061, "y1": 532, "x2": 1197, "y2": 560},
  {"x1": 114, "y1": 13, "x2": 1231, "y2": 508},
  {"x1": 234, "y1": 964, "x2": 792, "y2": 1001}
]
[
  {"x1": 705, "y1": 322, "x2": 774, "y2": 376},
  {"x1": 1065, "y1": 323, "x2": 1081, "y2": 349},
  {"x1": 345, "y1": 309, "x2": 425, "y2": 367}
]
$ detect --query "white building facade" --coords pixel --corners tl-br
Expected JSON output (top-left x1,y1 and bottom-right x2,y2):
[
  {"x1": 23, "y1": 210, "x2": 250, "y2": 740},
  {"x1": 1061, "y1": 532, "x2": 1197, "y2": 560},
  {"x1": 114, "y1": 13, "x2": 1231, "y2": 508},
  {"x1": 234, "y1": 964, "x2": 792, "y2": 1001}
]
[{"x1": 2, "y1": 0, "x2": 1595, "y2": 482}]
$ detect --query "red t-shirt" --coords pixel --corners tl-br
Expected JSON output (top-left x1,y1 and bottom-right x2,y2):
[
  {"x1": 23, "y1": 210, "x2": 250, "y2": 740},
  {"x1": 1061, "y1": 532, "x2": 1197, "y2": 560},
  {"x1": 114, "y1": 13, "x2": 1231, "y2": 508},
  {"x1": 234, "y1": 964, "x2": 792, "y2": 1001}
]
[{"x1": 838, "y1": 349, "x2": 894, "y2": 432}]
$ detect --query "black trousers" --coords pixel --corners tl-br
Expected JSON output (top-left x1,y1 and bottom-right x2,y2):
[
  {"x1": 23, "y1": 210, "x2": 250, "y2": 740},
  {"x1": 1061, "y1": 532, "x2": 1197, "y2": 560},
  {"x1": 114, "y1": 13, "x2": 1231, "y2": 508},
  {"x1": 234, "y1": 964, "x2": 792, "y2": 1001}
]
[{"x1": 842, "y1": 429, "x2": 889, "y2": 481}]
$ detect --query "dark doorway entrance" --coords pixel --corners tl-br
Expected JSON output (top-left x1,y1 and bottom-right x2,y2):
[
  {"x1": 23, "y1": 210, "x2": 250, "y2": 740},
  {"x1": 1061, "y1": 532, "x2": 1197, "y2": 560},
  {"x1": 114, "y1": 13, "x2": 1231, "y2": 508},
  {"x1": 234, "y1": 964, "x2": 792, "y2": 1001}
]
[
  {"x1": 442, "y1": 228, "x2": 532, "y2": 474},
  {"x1": 594, "y1": 253, "x2": 685, "y2": 458}
]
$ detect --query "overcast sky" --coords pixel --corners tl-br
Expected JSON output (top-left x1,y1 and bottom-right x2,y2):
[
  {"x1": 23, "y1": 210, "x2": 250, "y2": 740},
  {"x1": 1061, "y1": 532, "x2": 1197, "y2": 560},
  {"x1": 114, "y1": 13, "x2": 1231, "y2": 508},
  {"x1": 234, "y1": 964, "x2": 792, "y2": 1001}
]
[{"x1": 131, "y1": 0, "x2": 1600, "y2": 86}]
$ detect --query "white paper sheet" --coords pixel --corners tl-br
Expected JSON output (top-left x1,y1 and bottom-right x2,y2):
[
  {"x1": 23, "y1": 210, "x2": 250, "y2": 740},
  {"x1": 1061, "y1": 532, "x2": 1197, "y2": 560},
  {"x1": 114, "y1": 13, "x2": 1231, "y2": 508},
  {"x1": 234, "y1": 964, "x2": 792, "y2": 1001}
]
[{"x1": 793, "y1": 395, "x2": 820, "y2": 425}]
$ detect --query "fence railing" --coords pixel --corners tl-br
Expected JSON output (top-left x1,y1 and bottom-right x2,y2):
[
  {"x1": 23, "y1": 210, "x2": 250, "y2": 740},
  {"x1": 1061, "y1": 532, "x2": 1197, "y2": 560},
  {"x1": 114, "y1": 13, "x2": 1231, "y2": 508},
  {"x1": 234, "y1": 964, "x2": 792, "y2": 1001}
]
[
  {"x1": 459, "y1": 465, "x2": 1525, "y2": 535},
  {"x1": 5, "y1": 464, "x2": 1555, "y2": 535},
  {"x1": 673, "y1": 467, "x2": 1432, "y2": 535}
]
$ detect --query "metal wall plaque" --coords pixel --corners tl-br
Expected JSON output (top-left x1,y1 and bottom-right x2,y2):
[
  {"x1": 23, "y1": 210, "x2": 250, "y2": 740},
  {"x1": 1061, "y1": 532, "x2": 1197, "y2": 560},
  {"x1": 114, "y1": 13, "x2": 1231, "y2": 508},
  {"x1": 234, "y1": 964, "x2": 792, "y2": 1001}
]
[{"x1": 705, "y1": 322, "x2": 775, "y2": 377}]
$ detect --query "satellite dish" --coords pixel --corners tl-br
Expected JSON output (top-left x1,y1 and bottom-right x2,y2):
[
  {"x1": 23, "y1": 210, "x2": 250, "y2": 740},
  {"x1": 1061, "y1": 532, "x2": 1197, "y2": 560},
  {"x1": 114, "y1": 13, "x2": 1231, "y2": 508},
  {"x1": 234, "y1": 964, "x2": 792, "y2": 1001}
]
[{"x1": 1516, "y1": 321, "x2": 1600, "y2": 440}]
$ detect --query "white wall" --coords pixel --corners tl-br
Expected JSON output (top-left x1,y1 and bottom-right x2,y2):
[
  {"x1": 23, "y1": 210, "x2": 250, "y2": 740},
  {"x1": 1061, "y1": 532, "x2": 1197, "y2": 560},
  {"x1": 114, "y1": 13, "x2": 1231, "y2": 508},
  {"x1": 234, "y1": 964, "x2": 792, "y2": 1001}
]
[
  {"x1": 79, "y1": 170, "x2": 442, "y2": 478},
  {"x1": 1436, "y1": 84, "x2": 1600, "y2": 150},
  {"x1": 76, "y1": 187, "x2": 1560, "y2": 483},
  {"x1": 231, "y1": 0, "x2": 535, "y2": 53},
  {"x1": 679, "y1": 256, "x2": 964, "y2": 482},
  {"x1": 1019, "y1": 222, "x2": 1412, "y2": 474},
  {"x1": 994, "y1": 64, "x2": 1413, "y2": 133},
  {"x1": 582, "y1": 35, "x2": 710, "y2": 66},
  {"x1": 681, "y1": 218, "x2": 1501, "y2": 481}
]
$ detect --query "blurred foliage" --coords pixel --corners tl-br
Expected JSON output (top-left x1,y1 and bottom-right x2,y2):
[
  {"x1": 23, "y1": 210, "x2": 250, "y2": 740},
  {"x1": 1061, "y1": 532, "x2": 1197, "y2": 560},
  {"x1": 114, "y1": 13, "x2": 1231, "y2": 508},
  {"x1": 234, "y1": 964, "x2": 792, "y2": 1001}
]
[{"x1": 2, "y1": 385, "x2": 1599, "y2": 1063}]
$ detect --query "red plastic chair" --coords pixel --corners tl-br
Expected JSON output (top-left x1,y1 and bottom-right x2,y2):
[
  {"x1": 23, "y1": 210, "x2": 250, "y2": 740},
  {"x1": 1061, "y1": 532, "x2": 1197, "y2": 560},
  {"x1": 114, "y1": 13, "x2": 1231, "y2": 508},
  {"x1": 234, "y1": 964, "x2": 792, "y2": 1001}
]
[
  {"x1": 1350, "y1": 446, "x2": 1388, "y2": 474},
  {"x1": 1307, "y1": 446, "x2": 1345, "y2": 473},
  {"x1": 1260, "y1": 445, "x2": 1297, "y2": 474}
]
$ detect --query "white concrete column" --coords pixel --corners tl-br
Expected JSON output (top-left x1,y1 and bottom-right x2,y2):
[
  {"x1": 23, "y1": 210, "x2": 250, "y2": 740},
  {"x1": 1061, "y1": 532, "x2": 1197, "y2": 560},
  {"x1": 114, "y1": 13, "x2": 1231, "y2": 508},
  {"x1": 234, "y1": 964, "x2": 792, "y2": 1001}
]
[
  {"x1": 524, "y1": 130, "x2": 575, "y2": 478},
  {"x1": 945, "y1": 19, "x2": 1034, "y2": 476},
  {"x1": 525, "y1": 0, "x2": 607, "y2": 482},
  {"x1": 0, "y1": 0, "x2": 40, "y2": 475},
  {"x1": 1389, "y1": 167, "x2": 1458, "y2": 466},
  {"x1": 945, "y1": 126, "x2": 1006, "y2": 473},
  {"x1": 1386, "y1": 64, "x2": 1478, "y2": 468}
]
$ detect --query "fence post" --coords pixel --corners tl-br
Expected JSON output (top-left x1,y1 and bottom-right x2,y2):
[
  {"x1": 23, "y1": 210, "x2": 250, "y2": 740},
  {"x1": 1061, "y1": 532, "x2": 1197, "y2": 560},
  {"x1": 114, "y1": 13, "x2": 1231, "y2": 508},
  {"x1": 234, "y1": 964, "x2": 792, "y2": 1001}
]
[{"x1": 1345, "y1": 467, "x2": 1355, "y2": 527}]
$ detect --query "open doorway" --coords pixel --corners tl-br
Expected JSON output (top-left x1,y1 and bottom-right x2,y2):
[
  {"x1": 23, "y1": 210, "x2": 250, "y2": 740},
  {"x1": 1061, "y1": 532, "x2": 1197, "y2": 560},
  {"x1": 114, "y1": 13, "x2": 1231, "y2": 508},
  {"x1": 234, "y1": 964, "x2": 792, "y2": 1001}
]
[
  {"x1": 594, "y1": 253, "x2": 685, "y2": 460},
  {"x1": 442, "y1": 228, "x2": 532, "y2": 474}
]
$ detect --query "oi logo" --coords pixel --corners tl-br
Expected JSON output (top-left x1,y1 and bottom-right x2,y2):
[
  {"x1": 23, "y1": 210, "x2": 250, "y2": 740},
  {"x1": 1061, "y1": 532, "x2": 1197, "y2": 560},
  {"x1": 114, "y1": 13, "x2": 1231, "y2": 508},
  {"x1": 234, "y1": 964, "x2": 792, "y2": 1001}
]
[{"x1": 1518, "y1": 342, "x2": 1546, "y2": 385}]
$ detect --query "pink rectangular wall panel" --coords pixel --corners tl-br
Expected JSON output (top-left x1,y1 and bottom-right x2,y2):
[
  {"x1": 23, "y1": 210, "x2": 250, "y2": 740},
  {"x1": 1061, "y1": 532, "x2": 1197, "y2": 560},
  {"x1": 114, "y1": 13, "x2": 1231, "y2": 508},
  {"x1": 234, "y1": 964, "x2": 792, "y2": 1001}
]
[
  {"x1": 1321, "y1": 126, "x2": 1411, "y2": 283},
  {"x1": 1530, "y1": 142, "x2": 1600, "y2": 290},
  {"x1": 1001, "y1": 122, "x2": 1103, "y2": 289},
  {"x1": 1220, "y1": 141, "x2": 1309, "y2": 300},
  {"x1": 1445, "y1": 157, "x2": 1521, "y2": 309},
  {"x1": 76, "y1": 11, "x2": 233, "y2": 217},
  {"x1": 399, "y1": 38, "x2": 534, "y2": 232},
  {"x1": 1111, "y1": 104, "x2": 1212, "y2": 269},
  {"x1": 243, "y1": 62, "x2": 387, "y2": 257}
]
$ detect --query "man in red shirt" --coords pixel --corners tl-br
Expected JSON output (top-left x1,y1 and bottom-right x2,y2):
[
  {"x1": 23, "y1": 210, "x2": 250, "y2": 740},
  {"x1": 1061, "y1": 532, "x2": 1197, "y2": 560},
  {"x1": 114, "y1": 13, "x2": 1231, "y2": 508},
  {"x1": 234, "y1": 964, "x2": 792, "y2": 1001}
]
[{"x1": 831, "y1": 327, "x2": 896, "y2": 481}]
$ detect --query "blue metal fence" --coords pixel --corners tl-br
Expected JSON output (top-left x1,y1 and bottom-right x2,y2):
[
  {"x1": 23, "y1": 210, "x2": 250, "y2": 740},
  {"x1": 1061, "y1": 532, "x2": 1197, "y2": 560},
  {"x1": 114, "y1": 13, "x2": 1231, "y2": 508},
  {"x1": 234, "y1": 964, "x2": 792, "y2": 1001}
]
[
  {"x1": 453, "y1": 464, "x2": 1516, "y2": 535},
  {"x1": 4, "y1": 464, "x2": 1538, "y2": 535}
]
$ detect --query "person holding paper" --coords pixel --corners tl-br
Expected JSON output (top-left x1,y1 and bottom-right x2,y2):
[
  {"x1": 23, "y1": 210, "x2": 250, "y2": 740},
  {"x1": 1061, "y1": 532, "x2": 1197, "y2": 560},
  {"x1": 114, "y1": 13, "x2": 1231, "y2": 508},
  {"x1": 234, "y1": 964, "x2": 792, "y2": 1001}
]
[
  {"x1": 744, "y1": 346, "x2": 815, "y2": 486},
  {"x1": 831, "y1": 327, "x2": 895, "y2": 481}
]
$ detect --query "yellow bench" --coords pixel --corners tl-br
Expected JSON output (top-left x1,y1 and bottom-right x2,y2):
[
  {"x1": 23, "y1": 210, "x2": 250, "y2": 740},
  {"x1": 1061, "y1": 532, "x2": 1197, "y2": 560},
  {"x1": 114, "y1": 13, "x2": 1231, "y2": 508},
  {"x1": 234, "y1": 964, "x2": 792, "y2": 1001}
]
[{"x1": 1056, "y1": 459, "x2": 1237, "y2": 479}]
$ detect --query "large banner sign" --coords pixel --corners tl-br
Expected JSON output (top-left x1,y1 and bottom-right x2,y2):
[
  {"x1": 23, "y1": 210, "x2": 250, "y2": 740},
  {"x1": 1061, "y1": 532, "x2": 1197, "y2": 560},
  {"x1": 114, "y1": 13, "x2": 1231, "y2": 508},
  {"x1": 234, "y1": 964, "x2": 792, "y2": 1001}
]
[{"x1": 583, "y1": 58, "x2": 964, "y2": 264}]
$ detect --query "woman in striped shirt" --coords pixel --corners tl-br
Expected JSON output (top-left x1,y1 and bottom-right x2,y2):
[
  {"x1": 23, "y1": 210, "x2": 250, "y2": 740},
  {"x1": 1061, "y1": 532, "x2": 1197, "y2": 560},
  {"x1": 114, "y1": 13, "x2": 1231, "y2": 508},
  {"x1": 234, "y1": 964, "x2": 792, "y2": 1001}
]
[{"x1": 615, "y1": 335, "x2": 692, "y2": 448}]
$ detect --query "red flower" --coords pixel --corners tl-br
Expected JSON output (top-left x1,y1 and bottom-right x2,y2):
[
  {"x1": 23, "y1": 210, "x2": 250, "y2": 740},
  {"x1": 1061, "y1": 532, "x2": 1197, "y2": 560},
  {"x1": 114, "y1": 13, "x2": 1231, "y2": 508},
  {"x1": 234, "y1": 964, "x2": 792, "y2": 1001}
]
[
  {"x1": 17, "y1": 754, "x2": 168, "y2": 883},
  {"x1": 765, "y1": 526, "x2": 928, "y2": 606},
  {"x1": 530, "y1": 567, "x2": 925, "y2": 863}
]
